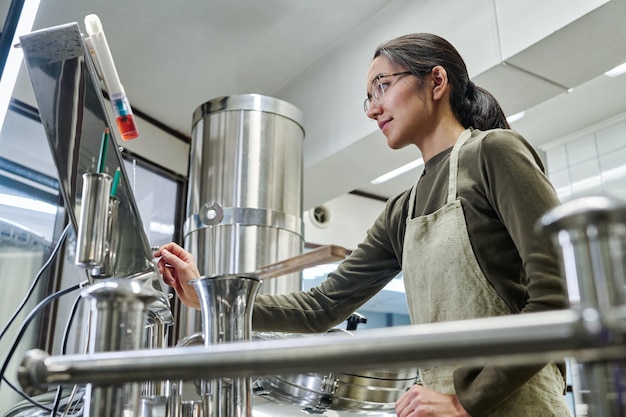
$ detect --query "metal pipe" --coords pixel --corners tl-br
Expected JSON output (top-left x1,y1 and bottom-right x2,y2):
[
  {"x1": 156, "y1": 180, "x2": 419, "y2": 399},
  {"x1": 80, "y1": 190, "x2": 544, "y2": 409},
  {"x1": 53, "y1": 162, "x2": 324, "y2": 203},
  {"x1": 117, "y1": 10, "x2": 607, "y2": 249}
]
[{"x1": 18, "y1": 307, "x2": 626, "y2": 391}]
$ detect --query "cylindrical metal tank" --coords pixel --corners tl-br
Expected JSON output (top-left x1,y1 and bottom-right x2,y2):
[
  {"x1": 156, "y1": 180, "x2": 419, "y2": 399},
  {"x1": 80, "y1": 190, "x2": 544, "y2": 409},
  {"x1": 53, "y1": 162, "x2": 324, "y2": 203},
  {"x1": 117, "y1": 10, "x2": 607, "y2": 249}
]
[
  {"x1": 180, "y1": 94, "x2": 305, "y2": 339},
  {"x1": 81, "y1": 279, "x2": 161, "y2": 417}
]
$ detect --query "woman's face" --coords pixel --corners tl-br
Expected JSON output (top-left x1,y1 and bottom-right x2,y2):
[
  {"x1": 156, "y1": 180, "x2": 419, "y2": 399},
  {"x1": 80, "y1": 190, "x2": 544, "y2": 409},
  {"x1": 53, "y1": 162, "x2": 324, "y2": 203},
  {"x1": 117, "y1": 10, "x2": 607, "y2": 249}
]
[{"x1": 365, "y1": 56, "x2": 433, "y2": 150}]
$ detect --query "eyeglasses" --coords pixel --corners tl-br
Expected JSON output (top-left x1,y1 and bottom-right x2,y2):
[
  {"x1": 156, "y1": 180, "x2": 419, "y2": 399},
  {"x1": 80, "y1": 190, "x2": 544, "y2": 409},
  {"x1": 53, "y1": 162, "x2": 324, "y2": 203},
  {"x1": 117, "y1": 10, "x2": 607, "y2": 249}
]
[{"x1": 363, "y1": 71, "x2": 412, "y2": 113}]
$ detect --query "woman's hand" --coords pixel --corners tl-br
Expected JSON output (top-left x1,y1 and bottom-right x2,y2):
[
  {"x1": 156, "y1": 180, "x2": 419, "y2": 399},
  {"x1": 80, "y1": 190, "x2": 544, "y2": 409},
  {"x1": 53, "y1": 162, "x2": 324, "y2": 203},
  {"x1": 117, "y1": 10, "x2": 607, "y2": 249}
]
[
  {"x1": 396, "y1": 385, "x2": 471, "y2": 417},
  {"x1": 154, "y1": 242, "x2": 201, "y2": 309}
]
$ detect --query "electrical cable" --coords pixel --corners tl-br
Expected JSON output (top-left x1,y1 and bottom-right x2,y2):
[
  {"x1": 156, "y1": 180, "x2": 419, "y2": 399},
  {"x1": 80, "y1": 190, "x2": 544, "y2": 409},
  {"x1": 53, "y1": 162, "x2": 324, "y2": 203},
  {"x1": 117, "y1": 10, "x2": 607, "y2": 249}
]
[
  {"x1": 2, "y1": 279, "x2": 90, "y2": 415},
  {"x1": 0, "y1": 223, "x2": 71, "y2": 343},
  {"x1": 5, "y1": 386, "x2": 85, "y2": 417},
  {"x1": 2, "y1": 377, "x2": 55, "y2": 412},
  {"x1": 0, "y1": 281, "x2": 86, "y2": 402},
  {"x1": 0, "y1": 222, "x2": 73, "y2": 413},
  {"x1": 51, "y1": 293, "x2": 84, "y2": 416},
  {"x1": 0, "y1": 284, "x2": 86, "y2": 415},
  {"x1": 0, "y1": 221, "x2": 87, "y2": 414}
]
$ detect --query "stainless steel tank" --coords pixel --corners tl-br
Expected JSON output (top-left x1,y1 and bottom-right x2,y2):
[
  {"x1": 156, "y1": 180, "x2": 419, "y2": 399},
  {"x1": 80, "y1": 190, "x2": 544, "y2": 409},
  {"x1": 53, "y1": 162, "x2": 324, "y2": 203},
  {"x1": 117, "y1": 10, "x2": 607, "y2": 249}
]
[
  {"x1": 253, "y1": 331, "x2": 418, "y2": 414},
  {"x1": 180, "y1": 94, "x2": 305, "y2": 339}
]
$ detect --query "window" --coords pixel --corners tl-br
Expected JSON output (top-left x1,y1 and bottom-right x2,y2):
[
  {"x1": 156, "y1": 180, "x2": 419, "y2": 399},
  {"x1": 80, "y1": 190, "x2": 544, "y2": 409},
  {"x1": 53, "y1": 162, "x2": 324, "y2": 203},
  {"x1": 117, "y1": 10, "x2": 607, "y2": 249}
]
[
  {"x1": 122, "y1": 154, "x2": 185, "y2": 248},
  {"x1": 0, "y1": 103, "x2": 63, "y2": 411}
]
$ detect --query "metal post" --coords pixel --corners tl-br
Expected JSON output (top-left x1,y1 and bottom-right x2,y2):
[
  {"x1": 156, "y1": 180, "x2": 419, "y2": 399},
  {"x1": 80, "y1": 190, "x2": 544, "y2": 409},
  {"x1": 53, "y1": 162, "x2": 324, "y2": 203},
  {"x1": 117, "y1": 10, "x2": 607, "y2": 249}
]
[{"x1": 539, "y1": 196, "x2": 626, "y2": 416}]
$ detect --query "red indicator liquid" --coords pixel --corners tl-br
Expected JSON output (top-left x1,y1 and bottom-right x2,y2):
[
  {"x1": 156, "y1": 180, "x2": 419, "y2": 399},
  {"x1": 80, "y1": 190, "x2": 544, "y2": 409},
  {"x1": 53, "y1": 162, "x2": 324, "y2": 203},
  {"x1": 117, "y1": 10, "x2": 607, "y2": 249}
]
[{"x1": 116, "y1": 115, "x2": 139, "y2": 141}]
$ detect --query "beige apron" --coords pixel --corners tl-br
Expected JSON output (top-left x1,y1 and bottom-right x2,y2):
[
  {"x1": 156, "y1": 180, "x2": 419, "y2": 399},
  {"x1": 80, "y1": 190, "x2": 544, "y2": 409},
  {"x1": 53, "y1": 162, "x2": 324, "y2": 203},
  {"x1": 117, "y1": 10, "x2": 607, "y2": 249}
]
[{"x1": 402, "y1": 129, "x2": 571, "y2": 416}]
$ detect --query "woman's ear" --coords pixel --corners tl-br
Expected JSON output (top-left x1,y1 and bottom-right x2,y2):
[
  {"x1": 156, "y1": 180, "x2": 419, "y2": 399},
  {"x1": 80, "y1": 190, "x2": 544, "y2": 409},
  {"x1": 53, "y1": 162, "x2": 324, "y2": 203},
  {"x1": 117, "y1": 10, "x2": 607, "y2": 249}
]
[{"x1": 431, "y1": 65, "x2": 449, "y2": 101}]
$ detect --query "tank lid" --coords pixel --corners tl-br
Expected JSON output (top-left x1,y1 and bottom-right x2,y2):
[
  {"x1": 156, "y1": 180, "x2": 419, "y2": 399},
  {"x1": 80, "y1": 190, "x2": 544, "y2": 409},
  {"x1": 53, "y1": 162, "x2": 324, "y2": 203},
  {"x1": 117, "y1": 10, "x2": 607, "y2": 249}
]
[
  {"x1": 192, "y1": 94, "x2": 304, "y2": 132},
  {"x1": 537, "y1": 196, "x2": 626, "y2": 234},
  {"x1": 82, "y1": 277, "x2": 162, "y2": 302}
]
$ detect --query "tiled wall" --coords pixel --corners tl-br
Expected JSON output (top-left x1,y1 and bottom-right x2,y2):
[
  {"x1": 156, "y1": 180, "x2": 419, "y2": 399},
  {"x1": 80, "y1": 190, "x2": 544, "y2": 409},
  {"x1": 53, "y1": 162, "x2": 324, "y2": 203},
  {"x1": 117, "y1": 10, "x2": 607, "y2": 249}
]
[
  {"x1": 542, "y1": 117, "x2": 626, "y2": 202},
  {"x1": 541, "y1": 115, "x2": 626, "y2": 416}
]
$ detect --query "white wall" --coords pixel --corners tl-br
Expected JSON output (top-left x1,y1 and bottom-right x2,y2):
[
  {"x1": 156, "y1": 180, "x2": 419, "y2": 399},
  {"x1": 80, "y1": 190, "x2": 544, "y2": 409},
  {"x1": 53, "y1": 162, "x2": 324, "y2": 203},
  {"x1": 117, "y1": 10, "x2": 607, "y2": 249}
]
[{"x1": 303, "y1": 193, "x2": 386, "y2": 250}]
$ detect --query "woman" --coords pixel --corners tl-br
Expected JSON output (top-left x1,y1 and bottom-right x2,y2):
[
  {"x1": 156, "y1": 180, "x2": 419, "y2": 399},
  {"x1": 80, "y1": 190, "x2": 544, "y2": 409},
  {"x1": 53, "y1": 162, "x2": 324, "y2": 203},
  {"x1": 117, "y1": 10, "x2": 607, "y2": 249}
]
[{"x1": 156, "y1": 33, "x2": 571, "y2": 416}]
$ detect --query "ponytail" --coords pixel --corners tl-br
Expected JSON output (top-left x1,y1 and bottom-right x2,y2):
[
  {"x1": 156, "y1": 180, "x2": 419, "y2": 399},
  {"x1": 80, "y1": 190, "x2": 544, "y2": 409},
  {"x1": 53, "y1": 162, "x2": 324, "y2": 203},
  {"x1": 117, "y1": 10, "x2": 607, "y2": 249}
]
[{"x1": 456, "y1": 81, "x2": 510, "y2": 130}]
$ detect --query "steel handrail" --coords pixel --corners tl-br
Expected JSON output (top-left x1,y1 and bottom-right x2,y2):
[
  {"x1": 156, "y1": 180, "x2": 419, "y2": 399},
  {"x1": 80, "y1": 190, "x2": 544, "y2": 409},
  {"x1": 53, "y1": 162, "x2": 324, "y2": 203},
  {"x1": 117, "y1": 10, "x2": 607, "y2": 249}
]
[{"x1": 18, "y1": 306, "x2": 626, "y2": 393}]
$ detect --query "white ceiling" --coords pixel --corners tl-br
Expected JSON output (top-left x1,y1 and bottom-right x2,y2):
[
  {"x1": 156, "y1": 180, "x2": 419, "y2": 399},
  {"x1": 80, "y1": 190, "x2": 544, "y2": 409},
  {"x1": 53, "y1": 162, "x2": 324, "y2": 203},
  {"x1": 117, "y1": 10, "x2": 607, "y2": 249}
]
[{"x1": 6, "y1": 0, "x2": 626, "y2": 207}]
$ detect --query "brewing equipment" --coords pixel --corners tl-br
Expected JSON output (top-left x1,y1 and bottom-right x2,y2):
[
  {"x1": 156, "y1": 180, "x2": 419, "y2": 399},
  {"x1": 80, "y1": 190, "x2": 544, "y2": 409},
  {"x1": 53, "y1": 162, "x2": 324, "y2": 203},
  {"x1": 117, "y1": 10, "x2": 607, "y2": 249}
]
[
  {"x1": 184, "y1": 94, "x2": 305, "y2": 302},
  {"x1": 191, "y1": 274, "x2": 260, "y2": 417},
  {"x1": 15, "y1": 21, "x2": 174, "y2": 416},
  {"x1": 11, "y1": 18, "x2": 626, "y2": 417},
  {"x1": 253, "y1": 331, "x2": 418, "y2": 413},
  {"x1": 81, "y1": 278, "x2": 161, "y2": 417}
]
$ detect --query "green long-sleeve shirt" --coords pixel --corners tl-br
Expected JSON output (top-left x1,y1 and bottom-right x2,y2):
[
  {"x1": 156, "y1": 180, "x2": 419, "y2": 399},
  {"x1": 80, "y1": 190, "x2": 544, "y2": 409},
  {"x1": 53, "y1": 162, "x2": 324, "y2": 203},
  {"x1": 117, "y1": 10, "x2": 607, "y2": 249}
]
[{"x1": 253, "y1": 128, "x2": 568, "y2": 416}]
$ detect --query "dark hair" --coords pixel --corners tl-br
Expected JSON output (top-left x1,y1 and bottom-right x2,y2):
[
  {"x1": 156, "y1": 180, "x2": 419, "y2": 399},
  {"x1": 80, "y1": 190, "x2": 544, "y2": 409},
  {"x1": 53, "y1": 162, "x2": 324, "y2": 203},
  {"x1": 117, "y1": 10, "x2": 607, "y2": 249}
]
[{"x1": 373, "y1": 33, "x2": 510, "y2": 130}]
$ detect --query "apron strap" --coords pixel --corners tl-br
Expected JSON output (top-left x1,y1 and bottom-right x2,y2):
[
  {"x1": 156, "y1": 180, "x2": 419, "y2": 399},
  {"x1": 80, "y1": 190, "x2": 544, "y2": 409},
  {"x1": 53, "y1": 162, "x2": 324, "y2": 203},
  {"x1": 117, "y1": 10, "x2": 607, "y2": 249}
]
[
  {"x1": 408, "y1": 177, "x2": 419, "y2": 218},
  {"x1": 447, "y1": 129, "x2": 472, "y2": 204},
  {"x1": 407, "y1": 128, "x2": 474, "y2": 216}
]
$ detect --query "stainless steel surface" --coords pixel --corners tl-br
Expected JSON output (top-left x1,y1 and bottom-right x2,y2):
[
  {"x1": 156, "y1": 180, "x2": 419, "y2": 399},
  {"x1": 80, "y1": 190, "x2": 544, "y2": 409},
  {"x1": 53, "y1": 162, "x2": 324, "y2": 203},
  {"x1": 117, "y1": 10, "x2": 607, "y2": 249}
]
[
  {"x1": 181, "y1": 94, "x2": 305, "y2": 340},
  {"x1": 256, "y1": 372, "x2": 334, "y2": 410},
  {"x1": 18, "y1": 30, "x2": 175, "y2": 415},
  {"x1": 17, "y1": 307, "x2": 626, "y2": 389},
  {"x1": 250, "y1": 394, "x2": 379, "y2": 417},
  {"x1": 253, "y1": 331, "x2": 417, "y2": 413},
  {"x1": 163, "y1": 249, "x2": 344, "y2": 416},
  {"x1": 20, "y1": 23, "x2": 173, "y2": 350},
  {"x1": 82, "y1": 278, "x2": 162, "y2": 417},
  {"x1": 180, "y1": 401, "x2": 205, "y2": 417},
  {"x1": 143, "y1": 320, "x2": 172, "y2": 399},
  {"x1": 75, "y1": 172, "x2": 112, "y2": 267},
  {"x1": 252, "y1": 332, "x2": 335, "y2": 411},
  {"x1": 539, "y1": 196, "x2": 626, "y2": 311},
  {"x1": 83, "y1": 279, "x2": 160, "y2": 351},
  {"x1": 19, "y1": 23, "x2": 165, "y2": 287},
  {"x1": 192, "y1": 275, "x2": 261, "y2": 417},
  {"x1": 193, "y1": 276, "x2": 260, "y2": 345},
  {"x1": 93, "y1": 195, "x2": 120, "y2": 278},
  {"x1": 191, "y1": 94, "x2": 304, "y2": 129},
  {"x1": 539, "y1": 196, "x2": 626, "y2": 234},
  {"x1": 332, "y1": 370, "x2": 418, "y2": 412},
  {"x1": 539, "y1": 196, "x2": 626, "y2": 416}
]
